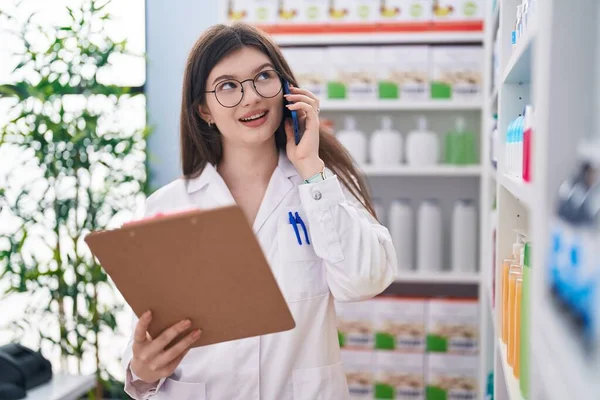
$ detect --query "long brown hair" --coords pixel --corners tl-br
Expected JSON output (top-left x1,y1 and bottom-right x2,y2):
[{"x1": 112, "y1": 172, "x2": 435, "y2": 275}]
[{"x1": 180, "y1": 23, "x2": 376, "y2": 217}]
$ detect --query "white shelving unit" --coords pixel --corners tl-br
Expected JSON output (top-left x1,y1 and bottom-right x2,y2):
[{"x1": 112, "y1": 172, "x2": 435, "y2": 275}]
[
  {"x1": 320, "y1": 100, "x2": 483, "y2": 112},
  {"x1": 395, "y1": 272, "x2": 480, "y2": 284},
  {"x1": 361, "y1": 165, "x2": 481, "y2": 177},
  {"x1": 481, "y1": 1, "x2": 600, "y2": 400},
  {"x1": 272, "y1": 31, "x2": 484, "y2": 46}
]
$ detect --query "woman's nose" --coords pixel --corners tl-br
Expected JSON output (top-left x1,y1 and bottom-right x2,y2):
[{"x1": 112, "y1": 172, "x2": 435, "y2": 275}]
[{"x1": 241, "y1": 81, "x2": 261, "y2": 106}]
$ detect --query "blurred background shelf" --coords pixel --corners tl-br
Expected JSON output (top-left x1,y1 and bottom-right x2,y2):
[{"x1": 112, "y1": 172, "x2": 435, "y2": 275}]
[
  {"x1": 273, "y1": 31, "x2": 485, "y2": 46},
  {"x1": 361, "y1": 165, "x2": 482, "y2": 177},
  {"x1": 320, "y1": 100, "x2": 484, "y2": 112},
  {"x1": 395, "y1": 272, "x2": 480, "y2": 284}
]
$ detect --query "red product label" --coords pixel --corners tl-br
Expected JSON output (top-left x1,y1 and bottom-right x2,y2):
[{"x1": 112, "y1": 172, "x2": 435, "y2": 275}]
[{"x1": 523, "y1": 127, "x2": 532, "y2": 182}]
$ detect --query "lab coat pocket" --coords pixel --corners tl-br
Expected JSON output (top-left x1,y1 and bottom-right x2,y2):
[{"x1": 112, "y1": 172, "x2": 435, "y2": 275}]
[
  {"x1": 292, "y1": 362, "x2": 349, "y2": 400},
  {"x1": 156, "y1": 378, "x2": 206, "y2": 400},
  {"x1": 278, "y1": 210, "x2": 327, "y2": 302}
]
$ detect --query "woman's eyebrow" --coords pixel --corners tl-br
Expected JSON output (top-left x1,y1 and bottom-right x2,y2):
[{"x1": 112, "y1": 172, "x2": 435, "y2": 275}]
[{"x1": 211, "y1": 63, "x2": 275, "y2": 86}]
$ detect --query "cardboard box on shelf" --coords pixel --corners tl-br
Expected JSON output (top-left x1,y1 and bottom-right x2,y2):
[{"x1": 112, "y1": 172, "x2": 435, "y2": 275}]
[
  {"x1": 373, "y1": 297, "x2": 426, "y2": 352},
  {"x1": 327, "y1": 47, "x2": 378, "y2": 100},
  {"x1": 379, "y1": 0, "x2": 432, "y2": 27},
  {"x1": 336, "y1": 300, "x2": 375, "y2": 349},
  {"x1": 375, "y1": 351, "x2": 425, "y2": 400},
  {"x1": 280, "y1": 48, "x2": 328, "y2": 98},
  {"x1": 426, "y1": 354, "x2": 478, "y2": 400},
  {"x1": 277, "y1": 0, "x2": 329, "y2": 25},
  {"x1": 341, "y1": 350, "x2": 375, "y2": 399},
  {"x1": 378, "y1": 46, "x2": 430, "y2": 100},
  {"x1": 430, "y1": 46, "x2": 483, "y2": 100},
  {"x1": 226, "y1": 0, "x2": 279, "y2": 25},
  {"x1": 432, "y1": 0, "x2": 484, "y2": 22},
  {"x1": 426, "y1": 298, "x2": 478, "y2": 354}
]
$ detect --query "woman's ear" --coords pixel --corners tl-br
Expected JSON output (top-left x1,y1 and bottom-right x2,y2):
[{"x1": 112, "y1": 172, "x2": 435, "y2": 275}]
[{"x1": 198, "y1": 104, "x2": 213, "y2": 125}]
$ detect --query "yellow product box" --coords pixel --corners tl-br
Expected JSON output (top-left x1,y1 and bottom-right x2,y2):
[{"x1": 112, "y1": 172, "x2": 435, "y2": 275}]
[
  {"x1": 327, "y1": 47, "x2": 378, "y2": 100},
  {"x1": 374, "y1": 351, "x2": 425, "y2": 400},
  {"x1": 430, "y1": 46, "x2": 483, "y2": 100},
  {"x1": 336, "y1": 300, "x2": 375, "y2": 349},
  {"x1": 280, "y1": 48, "x2": 328, "y2": 98},
  {"x1": 278, "y1": 0, "x2": 329, "y2": 24},
  {"x1": 432, "y1": 0, "x2": 483, "y2": 22},
  {"x1": 425, "y1": 354, "x2": 478, "y2": 400},
  {"x1": 378, "y1": 46, "x2": 430, "y2": 100},
  {"x1": 341, "y1": 349, "x2": 375, "y2": 399},
  {"x1": 373, "y1": 297, "x2": 426, "y2": 352},
  {"x1": 426, "y1": 299, "x2": 478, "y2": 354}
]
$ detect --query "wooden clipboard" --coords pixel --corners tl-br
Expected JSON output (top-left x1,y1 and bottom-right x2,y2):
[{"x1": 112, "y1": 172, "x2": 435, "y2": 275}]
[{"x1": 84, "y1": 205, "x2": 295, "y2": 348}]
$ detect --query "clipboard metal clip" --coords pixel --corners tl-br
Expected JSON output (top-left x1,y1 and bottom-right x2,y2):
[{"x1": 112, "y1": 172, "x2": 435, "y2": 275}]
[{"x1": 288, "y1": 211, "x2": 310, "y2": 246}]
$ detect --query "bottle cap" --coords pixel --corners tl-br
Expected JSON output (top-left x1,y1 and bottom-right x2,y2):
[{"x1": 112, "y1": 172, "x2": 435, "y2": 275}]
[
  {"x1": 381, "y1": 116, "x2": 393, "y2": 130},
  {"x1": 417, "y1": 116, "x2": 428, "y2": 131},
  {"x1": 456, "y1": 116, "x2": 466, "y2": 132},
  {"x1": 345, "y1": 116, "x2": 357, "y2": 131}
]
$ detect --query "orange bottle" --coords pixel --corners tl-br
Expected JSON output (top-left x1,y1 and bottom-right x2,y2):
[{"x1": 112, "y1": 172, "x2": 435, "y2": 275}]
[
  {"x1": 514, "y1": 276, "x2": 523, "y2": 378},
  {"x1": 507, "y1": 265, "x2": 522, "y2": 368},
  {"x1": 501, "y1": 258, "x2": 513, "y2": 344}
]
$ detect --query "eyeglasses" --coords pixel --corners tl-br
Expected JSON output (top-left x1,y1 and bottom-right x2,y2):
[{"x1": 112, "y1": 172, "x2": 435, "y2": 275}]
[{"x1": 205, "y1": 69, "x2": 283, "y2": 108}]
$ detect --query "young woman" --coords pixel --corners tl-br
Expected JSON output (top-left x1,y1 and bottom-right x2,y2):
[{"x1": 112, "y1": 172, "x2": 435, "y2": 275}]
[{"x1": 121, "y1": 23, "x2": 397, "y2": 400}]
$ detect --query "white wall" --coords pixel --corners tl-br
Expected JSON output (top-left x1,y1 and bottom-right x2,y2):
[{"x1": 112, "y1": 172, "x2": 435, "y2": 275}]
[{"x1": 145, "y1": 0, "x2": 220, "y2": 190}]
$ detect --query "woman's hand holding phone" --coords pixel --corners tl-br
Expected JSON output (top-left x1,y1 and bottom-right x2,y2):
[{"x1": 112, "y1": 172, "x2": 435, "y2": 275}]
[
  {"x1": 130, "y1": 310, "x2": 201, "y2": 384},
  {"x1": 283, "y1": 84, "x2": 325, "y2": 180}
]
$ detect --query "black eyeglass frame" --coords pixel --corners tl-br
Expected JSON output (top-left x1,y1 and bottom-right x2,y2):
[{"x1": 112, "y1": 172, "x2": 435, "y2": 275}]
[{"x1": 204, "y1": 69, "x2": 284, "y2": 108}]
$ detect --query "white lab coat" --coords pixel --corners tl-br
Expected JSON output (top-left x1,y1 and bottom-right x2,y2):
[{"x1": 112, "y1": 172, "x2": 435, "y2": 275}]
[{"x1": 121, "y1": 151, "x2": 397, "y2": 400}]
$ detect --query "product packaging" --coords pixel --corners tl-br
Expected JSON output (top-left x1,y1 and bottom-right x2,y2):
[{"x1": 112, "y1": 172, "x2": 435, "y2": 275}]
[
  {"x1": 277, "y1": 0, "x2": 329, "y2": 26},
  {"x1": 430, "y1": 46, "x2": 483, "y2": 100},
  {"x1": 336, "y1": 300, "x2": 375, "y2": 349},
  {"x1": 328, "y1": 47, "x2": 378, "y2": 100},
  {"x1": 329, "y1": 0, "x2": 380, "y2": 26},
  {"x1": 375, "y1": 351, "x2": 425, "y2": 400},
  {"x1": 379, "y1": 0, "x2": 432, "y2": 30},
  {"x1": 378, "y1": 46, "x2": 429, "y2": 100},
  {"x1": 341, "y1": 349, "x2": 375, "y2": 399},
  {"x1": 426, "y1": 299, "x2": 478, "y2": 354},
  {"x1": 431, "y1": 0, "x2": 484, "y2": 23},
  {"x1": 426, "y1": 354, "x2": 478, "y2": 400},
  {"x1": 226, "y1": 0, "x2": 279, "y2": 25},
  {"x1": 373, "y1": 297, "x2": 426, "y2": 352},
  {"x1": 280, "y1": 48, "x2": 328, "y2": 98}
]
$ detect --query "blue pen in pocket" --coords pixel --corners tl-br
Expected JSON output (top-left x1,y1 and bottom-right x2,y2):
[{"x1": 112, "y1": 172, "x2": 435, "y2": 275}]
[{"x1": 288, "y1": 211, "x2": 310, "y2": 245}]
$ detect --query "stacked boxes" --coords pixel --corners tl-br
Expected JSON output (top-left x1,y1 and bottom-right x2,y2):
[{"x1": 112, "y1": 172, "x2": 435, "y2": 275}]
[
  {"x1": 225, "y1": 0, "x2": 484, "y2": 27},
  {"x1": 281, "y1": 46, "x2": 483, "y2": 101},
  {"x1": 337, "y1": 297, "x2": 479, "y2": 399}
]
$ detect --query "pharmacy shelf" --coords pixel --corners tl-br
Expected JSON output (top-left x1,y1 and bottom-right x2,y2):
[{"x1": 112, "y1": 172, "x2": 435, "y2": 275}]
[
  {"x1": 489, "y1": 167, "x2": 498, "y2": 181},
  {"x1": 273, "y1": 31, "x2": 484, "y2": 46},
  {"x1": 502, "y1": 22, "x2": 537, "y2": 84},
  {"x1": 319, "y1": 100, "x2": 483, "y2": 112},
  {"x1": 499, "y1": 174, "x2": 533, "y2": 209},
  {"x1": 486, "y1": 283, "x2": 495, "y2": 331},
  {"x1": 394, "y1": 272, "x2": 480, "y2": 284},
  {"x1": 498, "y1": 340, "x2": 523, "y2": 400},
  {"x1": 361, "y1": 165, "x2": 482, "y2": 177},
  {"x1": 492, "y1": 2, "x2": 501, "y2": 34}
]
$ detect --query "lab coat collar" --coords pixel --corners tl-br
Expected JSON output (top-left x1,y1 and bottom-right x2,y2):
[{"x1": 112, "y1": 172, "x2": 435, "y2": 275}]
[
  {"x1": 185, "y1": 151, "x2": 298, "y2": 233},
  {"x1": 186, "y1": 151, "x2": 297, "y2": 195}
]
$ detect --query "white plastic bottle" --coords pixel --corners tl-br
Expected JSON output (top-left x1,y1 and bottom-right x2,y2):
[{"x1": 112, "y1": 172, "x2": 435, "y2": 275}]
[
  {"x1": 406, "y1": 116, "x2": 439, "y2": 166},
  {"x1": 389, "y1": 199, "x2": 414, "y2": 273},
  {"x1": 417, "y1": 199, "x2": 442, "y2": 272},
  {"x1": 369, "y1": 116, "x2": 403, "y2": 165},
  {"x1": 451, "y1": 200, "x2": 478, "y2": 273},
  {"x1": 336, "y1": 116, "x2": 367, "y2": 165}
]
